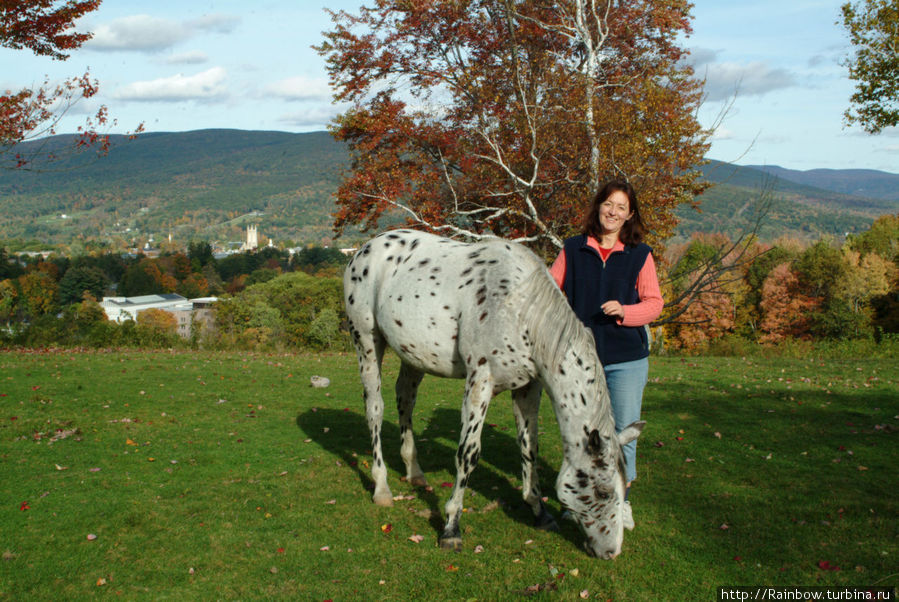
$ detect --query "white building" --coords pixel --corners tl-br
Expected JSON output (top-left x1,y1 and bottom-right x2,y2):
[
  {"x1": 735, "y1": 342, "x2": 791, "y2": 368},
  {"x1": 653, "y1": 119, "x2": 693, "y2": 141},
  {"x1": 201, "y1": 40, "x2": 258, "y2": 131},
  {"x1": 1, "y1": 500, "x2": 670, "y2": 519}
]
[{"x1": 100, "y1": 295, "x2": 218, "y2": 339}]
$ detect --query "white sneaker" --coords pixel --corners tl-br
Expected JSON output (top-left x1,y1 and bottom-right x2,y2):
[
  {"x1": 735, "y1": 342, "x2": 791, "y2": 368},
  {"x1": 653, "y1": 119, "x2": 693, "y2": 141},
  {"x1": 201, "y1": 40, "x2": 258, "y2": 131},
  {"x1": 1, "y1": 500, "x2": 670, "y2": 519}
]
[{"x1": 622, "y1": 501, "x2": 634, "y2": 530}]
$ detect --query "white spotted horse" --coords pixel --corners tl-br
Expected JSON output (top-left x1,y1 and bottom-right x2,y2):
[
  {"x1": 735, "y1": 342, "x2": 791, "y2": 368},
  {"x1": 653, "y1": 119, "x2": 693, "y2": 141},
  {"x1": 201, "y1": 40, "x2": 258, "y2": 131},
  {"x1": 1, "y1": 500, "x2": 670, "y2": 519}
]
[{"x1": 343, "y1": 229, "x2": 644, "y2": 558}]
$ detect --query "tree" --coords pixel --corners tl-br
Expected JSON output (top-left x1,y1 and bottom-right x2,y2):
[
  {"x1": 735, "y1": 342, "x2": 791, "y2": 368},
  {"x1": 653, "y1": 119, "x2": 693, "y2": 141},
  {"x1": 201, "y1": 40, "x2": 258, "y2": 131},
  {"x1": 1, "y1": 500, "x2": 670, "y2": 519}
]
[
  {"x1": 318, "y1": 0, "x2": 710, "y2": 255},
  {"x1": 1, "y1": 0, "x2": 142, "y2": 168},
  {"x1": 58, "y1": 264, "x2": 108, "y2": 305},
  {"x1": 18, "y1": 270, "x2": 59, "y2": 318},
  {"x1": 136, "y1": 308, "x2": 177, "y2": 333},
  {"x1": 847, "y1": 213, "x2": 899, "y2": 261},
  {"x1": 840, "y1": 0, "x2": 899, "y2": 133},
  {"x1": 759, "y1": 263, "x2": 817, "y2": 344}
]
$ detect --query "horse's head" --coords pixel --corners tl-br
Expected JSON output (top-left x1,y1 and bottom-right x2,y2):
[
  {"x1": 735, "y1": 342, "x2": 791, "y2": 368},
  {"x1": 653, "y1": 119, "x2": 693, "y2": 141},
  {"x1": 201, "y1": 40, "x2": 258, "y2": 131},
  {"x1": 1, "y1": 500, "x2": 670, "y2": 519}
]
[{"x1": 556, "y1": 421, "x2": 645, "y2": 559}]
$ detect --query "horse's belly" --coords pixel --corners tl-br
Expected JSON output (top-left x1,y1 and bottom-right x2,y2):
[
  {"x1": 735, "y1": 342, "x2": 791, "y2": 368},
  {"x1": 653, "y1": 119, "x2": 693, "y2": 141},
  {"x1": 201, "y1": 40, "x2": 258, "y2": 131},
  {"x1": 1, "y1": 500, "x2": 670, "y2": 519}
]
[{"x1": 377, "y1": 298, "x2": 465, "y2": 378}]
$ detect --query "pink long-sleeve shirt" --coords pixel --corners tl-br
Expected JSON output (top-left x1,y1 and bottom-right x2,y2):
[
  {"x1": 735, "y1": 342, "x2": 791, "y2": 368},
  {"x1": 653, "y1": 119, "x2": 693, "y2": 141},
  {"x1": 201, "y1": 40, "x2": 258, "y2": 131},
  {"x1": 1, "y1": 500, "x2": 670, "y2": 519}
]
[{"x1": 549, "y1": 237, "x2": 664, "y2": 327}]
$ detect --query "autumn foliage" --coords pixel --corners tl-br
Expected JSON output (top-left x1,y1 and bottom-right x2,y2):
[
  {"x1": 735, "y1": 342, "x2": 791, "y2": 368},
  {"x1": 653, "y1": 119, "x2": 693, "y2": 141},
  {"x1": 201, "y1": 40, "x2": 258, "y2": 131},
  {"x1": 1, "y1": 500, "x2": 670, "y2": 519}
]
[
  {"x1": 1, "y1": 0, "x2": 142, "y2": 168},
  {"x1": 318, "y1": 0, "x2": 710, "y2": 256},
  {"x1": 662, "y1": 215, "x2": 899, "y2": 351}
]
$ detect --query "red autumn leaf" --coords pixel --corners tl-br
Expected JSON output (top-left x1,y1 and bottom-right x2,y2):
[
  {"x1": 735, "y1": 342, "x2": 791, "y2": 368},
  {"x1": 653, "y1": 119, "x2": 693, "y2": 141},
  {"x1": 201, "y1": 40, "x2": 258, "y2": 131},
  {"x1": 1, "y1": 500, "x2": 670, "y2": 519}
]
[
  {"x1": 20, "y1": 501, "x2": 29, "y2": 511},
  {"x1": 440, "y1": 482, "x2": 453, "y2": 488},
  {"x1": 817, "y1": 560, "x2": 841, "y2": 571},
  {"x1": 380, "y1": 523, "x2": 393, "y2": 534},
  {"x1": 277, "y1": 547, "x2": 285, "y2": 554}
]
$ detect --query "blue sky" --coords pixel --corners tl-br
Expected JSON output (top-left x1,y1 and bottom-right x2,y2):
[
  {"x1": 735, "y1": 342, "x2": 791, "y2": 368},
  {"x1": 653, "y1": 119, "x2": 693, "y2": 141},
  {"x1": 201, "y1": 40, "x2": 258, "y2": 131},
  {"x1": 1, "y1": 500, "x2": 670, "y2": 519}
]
[{"x1": 2, "y1": 0, "x2": 897, "y2": 172}]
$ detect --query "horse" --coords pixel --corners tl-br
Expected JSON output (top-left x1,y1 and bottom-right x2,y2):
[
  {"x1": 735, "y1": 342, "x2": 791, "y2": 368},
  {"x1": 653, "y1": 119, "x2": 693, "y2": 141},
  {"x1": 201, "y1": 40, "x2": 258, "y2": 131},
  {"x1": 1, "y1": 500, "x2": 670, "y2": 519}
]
[{"x1": 343, "y1": 229, "x2": 644, "y2": 558}]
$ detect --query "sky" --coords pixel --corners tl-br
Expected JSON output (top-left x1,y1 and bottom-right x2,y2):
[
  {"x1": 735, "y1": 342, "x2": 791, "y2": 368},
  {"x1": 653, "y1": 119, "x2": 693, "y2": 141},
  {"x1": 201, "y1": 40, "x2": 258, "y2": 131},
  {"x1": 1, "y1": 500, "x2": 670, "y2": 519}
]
[{"x1": 2, "y1": 0, "x2": 897, "y2": 173}]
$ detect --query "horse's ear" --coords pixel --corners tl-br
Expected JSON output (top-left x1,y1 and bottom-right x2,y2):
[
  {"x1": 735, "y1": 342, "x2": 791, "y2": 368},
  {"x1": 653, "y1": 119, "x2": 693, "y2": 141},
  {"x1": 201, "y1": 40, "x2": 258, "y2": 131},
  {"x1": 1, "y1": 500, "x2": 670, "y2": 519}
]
[
  {"x1": 586, "y1": 429, "x2": 603, "y2": 454},
  {"x1": 617, "y1": 421, "x2": 645, "y2": 446}
]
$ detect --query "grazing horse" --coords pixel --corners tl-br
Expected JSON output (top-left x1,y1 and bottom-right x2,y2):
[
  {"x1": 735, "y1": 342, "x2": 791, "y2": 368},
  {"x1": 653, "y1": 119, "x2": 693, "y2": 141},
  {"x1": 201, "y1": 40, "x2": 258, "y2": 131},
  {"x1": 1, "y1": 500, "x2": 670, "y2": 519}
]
[{"x1": 343, "y1": 230, "x2": 644, "y2": 558}]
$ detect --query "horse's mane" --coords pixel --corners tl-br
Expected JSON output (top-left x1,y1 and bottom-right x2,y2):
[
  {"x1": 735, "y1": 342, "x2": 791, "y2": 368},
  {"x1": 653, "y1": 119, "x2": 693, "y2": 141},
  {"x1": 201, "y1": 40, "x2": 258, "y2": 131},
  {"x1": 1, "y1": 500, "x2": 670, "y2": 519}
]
[{"x1": 510, "y1": 267, "x2": 598, "y2": 370}]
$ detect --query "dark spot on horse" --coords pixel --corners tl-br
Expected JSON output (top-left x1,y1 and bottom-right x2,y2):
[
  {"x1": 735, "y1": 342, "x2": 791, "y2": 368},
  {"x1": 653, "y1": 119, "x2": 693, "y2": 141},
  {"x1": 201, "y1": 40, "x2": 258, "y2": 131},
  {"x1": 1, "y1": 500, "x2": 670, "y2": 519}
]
[
  {"x1": 478, "y1": 357, "x2": 487, "y2": 366},
  {"x1": 395, "y1": 320, "x2": 403, "y2": 327},
  {"x1": 348, "y1": 294, "x2": 355, "y2": 305},
  {"x1": 479, "y1": 312, "x2": 488, "y2": 322}
]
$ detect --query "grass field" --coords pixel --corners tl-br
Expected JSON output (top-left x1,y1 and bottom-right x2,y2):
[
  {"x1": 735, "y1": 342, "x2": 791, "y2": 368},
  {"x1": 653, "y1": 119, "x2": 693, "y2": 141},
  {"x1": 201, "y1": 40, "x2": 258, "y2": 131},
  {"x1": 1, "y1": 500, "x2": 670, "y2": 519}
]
[{"x1": 0, "y1": 349, "x2": 896, "y2": 600}]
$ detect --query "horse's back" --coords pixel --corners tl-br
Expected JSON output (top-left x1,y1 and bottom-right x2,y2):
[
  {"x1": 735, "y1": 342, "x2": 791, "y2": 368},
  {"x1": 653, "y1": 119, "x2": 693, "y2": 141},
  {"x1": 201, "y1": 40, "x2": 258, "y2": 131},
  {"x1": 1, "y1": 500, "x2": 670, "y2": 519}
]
[{"x1": 344, "y1": 230, "x2": 543, "y2": 380}]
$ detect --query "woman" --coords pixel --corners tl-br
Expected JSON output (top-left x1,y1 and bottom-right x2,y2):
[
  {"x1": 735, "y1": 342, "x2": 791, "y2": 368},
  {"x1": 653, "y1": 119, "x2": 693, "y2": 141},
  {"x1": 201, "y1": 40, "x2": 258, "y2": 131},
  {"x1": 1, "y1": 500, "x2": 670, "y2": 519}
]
[{"x1": 549, "y1": 179, "x2": 663, "y2": 530}]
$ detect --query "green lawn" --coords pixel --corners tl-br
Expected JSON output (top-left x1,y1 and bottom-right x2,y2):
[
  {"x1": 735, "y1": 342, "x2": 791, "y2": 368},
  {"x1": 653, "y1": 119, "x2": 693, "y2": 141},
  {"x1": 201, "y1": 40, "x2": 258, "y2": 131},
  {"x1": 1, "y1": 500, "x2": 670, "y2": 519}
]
[{"x1": 0, "y1": 350, "x2": 895, "y2": 600}]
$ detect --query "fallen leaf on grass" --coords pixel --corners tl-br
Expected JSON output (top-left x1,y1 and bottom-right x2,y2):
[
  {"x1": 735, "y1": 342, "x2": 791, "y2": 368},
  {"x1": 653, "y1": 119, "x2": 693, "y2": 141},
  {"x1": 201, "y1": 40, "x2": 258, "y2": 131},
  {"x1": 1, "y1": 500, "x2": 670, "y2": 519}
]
[
  {"x1": 818, "y1": 560, "x2": 841, "y2": 571},
  {"x1": 521, "y1": 582, "x2": 557, "y2": 595},
  {"x1": 86, "y1": 534, "x2": 97, "y2": 541},
  {"x1": 380, "y1": 523, "x2": 393, "y2": 534},
  {"x1": 324, "y1": 499, "x2": 336, "y2": 505},
  {"x1": 96, "y1": 578, "x2": 106, "y2": 586},
  {"x1": 319, "y1": 546, "x2": 330, "y2": 552},
  {"x1": 408, "y1": 534, "x2": 424, "y2": 544},
  {"x1": 445, "y1": 564, "x2": 458, "y2": 572},
  {"x1": 474, "y1": 545, "x2": 484, "y2": 553},
  {"x1": 55, "y1": 464, "x2": 68, "y2": 471},
  {"x1": 440, "y1": 482, "x2": 453, "y2": 488},
  {"x1": 19, "y1": 501, "x2": 29, "y2": 511},
  {"x1": 569, "y1": 568, "x2": 579, "y2": 577}
]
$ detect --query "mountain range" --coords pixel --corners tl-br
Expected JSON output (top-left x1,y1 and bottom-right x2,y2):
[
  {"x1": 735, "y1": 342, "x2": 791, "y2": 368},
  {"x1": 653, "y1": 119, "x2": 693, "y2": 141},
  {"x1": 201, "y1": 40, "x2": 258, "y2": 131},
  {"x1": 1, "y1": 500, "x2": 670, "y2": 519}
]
[{"x1": 1, "y1": 129, "x2": 896, "y2": 250}]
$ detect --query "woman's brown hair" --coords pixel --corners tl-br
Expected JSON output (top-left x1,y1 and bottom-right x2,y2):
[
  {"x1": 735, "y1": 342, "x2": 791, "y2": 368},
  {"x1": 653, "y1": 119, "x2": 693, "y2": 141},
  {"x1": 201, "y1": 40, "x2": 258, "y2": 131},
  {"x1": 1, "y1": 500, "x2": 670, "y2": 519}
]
[{"x1": 583, "y1": 179, "x2": 646, "y2": 246}]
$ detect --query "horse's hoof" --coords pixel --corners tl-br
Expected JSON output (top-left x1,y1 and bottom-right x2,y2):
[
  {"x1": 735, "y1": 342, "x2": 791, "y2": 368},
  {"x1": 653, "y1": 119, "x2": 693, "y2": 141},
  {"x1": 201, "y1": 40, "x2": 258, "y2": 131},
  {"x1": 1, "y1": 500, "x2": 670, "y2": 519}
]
[
  {"x1": 439, "y1": 537, "x2": 463, "y2": 552},
  {"x1": 372, "y1": 492, "x2": 394, "y2": 507},
  {"x1": 535, "y1": 507, "x2": 559, "y2": 531},
  {"x1": 536, "y1": 517, "x2": 560, "y2": 532},
  {"x1": 409, "y1": 476, "x2": 429, "y2": 488}
]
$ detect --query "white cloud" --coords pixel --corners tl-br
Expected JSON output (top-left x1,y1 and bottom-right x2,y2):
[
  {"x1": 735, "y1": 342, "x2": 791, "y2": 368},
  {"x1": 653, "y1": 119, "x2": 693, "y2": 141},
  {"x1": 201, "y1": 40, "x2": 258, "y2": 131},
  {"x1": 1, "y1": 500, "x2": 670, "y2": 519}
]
[
  {"x1": 113, "y1": 67, "x2": 228, "y2": 102},
  {"x1": 86, "y1": 15, "x2": 190, "y2": 51},
  {"x1": 277, "y1": 106, "x2": 342, "y2": 128},
  {"x1": 697, "y1": 61, "x2": 796, "y2": 102},
  {"x1": 264, "y1": 76, "x2": 332, "y2": 102},
  {"x1": 711, "y1": 127, "x2": 735, "y2": 141},
  {"x1": 164, "y1": 51, "x2": 209, "y2": 65},
  {"x1": 189, "y1": 14, "x2": 241, "y2": 34}
]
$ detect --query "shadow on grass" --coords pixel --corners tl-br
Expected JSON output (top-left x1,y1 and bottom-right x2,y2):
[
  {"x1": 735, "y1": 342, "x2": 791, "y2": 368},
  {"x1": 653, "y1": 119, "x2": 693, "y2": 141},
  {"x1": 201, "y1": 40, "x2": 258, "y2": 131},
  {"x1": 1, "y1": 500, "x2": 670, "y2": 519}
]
[{"x1": 296, "y1": 404, "x2": 585, "y2": 550}]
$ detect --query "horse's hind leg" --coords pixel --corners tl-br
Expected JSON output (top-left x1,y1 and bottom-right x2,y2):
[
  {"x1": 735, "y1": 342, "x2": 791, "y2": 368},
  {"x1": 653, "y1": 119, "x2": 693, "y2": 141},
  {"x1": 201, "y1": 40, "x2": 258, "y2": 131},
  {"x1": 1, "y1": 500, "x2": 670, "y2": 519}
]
[
  {"x1": 353, "y1": 328, "x2": 392, "y2": 506},
  {"x1": 396, "y1": 362, "x2": 427, "y2": 488},
  {"x1": 513, "y1": 382, "x2": 558, "y2": 531}
]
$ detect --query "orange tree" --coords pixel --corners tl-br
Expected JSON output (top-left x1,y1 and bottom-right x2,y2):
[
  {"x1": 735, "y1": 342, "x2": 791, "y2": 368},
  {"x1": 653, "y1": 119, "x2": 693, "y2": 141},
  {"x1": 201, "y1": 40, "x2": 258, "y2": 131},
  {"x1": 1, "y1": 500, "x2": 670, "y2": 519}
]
[
  {"x1": 317, "y1": 0, "x2": 710, "y2": 256},
  {"x1": 1, "y1": 0, "x2": 142, "y2": 168}
]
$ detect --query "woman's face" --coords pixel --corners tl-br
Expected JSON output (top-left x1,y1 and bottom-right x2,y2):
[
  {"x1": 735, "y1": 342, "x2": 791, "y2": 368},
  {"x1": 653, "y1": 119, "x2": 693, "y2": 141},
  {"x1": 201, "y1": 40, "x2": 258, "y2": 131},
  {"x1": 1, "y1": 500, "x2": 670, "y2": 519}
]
[{"x1": 598, "y1": 190, "x2": 633, "y2": 238}]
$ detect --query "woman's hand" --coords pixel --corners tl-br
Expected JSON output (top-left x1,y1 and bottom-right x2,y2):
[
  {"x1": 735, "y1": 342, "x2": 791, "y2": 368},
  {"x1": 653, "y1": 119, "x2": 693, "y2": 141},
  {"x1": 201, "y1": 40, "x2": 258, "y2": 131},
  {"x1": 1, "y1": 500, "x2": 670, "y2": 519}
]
[{"x1": 601, "y1": 300, "x2": 625, "y2": 319}]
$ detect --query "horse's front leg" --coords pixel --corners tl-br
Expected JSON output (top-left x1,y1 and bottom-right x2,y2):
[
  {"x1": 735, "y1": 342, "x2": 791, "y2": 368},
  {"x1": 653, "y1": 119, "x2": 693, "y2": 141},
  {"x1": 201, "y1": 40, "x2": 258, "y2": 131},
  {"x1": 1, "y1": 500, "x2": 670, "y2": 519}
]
[
  {"x1": 512, "y1": 381, "x2": 558, "y2": 531},
  {"x1": 440, "y1": 372, "x2": 492, "y2": 552},
  {"x1": 396, "y1": 362, "x2": 427, "y2": 487}
]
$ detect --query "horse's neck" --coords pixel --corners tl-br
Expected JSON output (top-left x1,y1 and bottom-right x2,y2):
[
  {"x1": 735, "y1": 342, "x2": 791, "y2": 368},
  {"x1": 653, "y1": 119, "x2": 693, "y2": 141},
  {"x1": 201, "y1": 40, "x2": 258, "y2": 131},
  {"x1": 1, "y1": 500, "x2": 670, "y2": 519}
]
[{"x1": 538, "y1": 353, "x2": 606, "y2": 451}]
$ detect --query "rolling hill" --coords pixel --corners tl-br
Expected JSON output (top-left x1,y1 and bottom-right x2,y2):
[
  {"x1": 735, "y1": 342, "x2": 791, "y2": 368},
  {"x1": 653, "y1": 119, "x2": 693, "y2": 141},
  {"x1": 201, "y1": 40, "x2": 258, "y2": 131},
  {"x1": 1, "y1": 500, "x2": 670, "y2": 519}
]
[{"x1": 1, "y1": 129, "x2": 896, "y2": 250}]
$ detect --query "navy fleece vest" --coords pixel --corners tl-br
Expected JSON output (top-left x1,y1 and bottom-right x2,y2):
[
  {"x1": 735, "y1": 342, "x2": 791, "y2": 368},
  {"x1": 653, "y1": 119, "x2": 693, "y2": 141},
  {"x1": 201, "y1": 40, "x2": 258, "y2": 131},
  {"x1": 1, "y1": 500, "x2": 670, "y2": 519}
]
[{"x1": 562, "y1": 235, "x2": 652, "y2": 366}]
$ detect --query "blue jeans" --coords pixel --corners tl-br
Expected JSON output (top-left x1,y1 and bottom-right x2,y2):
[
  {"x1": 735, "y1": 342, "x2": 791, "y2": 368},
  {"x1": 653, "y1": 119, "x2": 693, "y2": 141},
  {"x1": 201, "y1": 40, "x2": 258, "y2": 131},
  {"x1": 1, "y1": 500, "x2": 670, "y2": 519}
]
[{"x1": 604, "y1": 357, "x2": 648, "y2": 483}]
